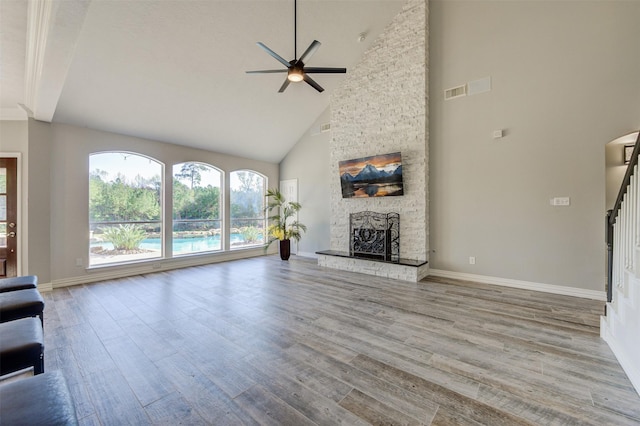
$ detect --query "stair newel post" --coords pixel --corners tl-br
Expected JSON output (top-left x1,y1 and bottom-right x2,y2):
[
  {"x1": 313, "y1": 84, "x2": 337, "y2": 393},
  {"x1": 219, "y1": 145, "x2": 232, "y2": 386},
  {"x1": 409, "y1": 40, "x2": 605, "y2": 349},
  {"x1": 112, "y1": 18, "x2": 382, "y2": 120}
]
[{"x1": 606, "y1": 209, "x2": 614, "y2": 304}]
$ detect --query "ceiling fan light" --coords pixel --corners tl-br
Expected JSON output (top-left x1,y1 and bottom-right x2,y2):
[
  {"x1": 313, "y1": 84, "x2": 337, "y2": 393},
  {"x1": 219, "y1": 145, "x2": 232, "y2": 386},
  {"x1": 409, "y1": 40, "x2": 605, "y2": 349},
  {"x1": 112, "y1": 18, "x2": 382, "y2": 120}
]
[{"x1": 287, "y1": 69, "x2": 304, "y2": 82}]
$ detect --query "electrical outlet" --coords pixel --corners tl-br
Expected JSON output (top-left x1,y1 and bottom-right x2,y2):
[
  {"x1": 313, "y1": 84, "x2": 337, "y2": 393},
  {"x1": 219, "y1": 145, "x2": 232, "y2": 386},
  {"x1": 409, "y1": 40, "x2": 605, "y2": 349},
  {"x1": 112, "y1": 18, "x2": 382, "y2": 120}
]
[
  {"x1": 469, "y1": 256, "x2": 476, "y2": 265},
  {"x1": 75, "y1": 258, "x2": 83, "y2": 267}
]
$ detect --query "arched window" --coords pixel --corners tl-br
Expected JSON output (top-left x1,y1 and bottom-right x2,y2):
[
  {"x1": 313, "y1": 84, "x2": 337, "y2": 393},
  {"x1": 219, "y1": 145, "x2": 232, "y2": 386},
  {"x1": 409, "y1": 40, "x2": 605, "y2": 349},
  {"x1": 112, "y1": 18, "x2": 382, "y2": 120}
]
[
  {"x1": 172, "y1": 162, "x2": 222, "y2": 255},
  {"x1": 89, "y1": 152, "x2": 163, "y2": 266},
  {"x1": 230, "y1": 170, "x2": 266, "y2": 249}
]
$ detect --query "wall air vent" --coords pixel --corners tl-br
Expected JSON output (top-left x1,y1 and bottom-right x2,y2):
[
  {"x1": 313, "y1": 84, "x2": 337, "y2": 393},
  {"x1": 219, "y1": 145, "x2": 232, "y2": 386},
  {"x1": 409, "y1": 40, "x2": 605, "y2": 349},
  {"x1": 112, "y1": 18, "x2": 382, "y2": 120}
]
[
  {"x1": 444, "y1": 84, "x2": 467, "y2": 100},
  {"x1": 311, "y1": 122, "x2": 331, "y2": 136}
]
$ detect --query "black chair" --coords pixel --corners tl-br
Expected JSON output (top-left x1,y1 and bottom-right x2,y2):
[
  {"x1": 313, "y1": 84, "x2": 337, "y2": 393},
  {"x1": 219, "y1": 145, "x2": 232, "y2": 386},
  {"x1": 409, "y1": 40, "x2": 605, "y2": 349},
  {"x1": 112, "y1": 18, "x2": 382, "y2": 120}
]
[
  {"x1": 0, "y1": 317, "x2": 44, "y2": 376},
  {"x1": 0, "y1": 288, "x2": 45, "y2": 327},
  {"x1": 0, "y1": 275, "x2": 38, "y2": 293},
  {"x1": 0, "y1": 370, "x2": 78, "y2": 425}
]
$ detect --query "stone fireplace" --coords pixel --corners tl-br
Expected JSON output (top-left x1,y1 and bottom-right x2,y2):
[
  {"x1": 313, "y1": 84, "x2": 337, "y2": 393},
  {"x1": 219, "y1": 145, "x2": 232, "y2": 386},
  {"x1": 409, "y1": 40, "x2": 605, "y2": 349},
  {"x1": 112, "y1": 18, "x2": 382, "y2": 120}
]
[
  {"x1": 317, "y1": 0, "x2": 428, "y2": 282},
  {"x1": 317, "y1": 208, "x2": 427, "y2": 282}
]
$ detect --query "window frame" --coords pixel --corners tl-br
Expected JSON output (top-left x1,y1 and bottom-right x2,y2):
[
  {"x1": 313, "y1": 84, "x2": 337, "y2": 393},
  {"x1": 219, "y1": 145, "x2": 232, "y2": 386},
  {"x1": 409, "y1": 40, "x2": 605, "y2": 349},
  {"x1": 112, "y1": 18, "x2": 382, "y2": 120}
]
[
  {"x1": 229, "y1": 169, "x2": 267, "y2": 250},
  {"x1": 171, "y1": 161, "x2": 224, "y2": 256},
  {"x1": 88, "y1": 151, "x2": 165, "y2": 267}
]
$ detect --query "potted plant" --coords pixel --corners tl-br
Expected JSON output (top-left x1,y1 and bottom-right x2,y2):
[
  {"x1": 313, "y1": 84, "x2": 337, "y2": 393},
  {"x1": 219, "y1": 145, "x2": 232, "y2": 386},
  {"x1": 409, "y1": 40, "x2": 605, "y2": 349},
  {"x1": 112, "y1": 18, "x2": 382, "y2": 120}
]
[{"x1": 264, "y1": 188, "x2": 306, "y2": 260}]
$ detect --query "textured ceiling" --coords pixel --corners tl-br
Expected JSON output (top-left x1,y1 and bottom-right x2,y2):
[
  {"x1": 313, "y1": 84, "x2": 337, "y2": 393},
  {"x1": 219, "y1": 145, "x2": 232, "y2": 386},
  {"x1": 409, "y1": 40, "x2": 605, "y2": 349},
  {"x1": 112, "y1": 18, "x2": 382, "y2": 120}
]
[{"x1": 1, "y1": 0, "x2": 405, "y2": 162}]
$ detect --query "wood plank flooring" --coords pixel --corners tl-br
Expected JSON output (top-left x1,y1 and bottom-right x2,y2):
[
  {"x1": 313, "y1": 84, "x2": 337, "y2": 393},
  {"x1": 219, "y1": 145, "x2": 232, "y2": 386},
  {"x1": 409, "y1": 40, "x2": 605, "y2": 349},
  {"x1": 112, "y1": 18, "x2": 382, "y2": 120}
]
[{"x1": 42, "y1": 256, "x2": 640, "y2": 425}]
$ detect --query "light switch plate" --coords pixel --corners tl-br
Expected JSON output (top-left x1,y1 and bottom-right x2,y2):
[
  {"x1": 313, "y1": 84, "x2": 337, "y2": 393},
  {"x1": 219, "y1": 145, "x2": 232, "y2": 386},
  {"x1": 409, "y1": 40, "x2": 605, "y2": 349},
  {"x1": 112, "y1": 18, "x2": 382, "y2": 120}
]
[{"x1": 551, "y1": 197, "x2": 570, "y2": 206}]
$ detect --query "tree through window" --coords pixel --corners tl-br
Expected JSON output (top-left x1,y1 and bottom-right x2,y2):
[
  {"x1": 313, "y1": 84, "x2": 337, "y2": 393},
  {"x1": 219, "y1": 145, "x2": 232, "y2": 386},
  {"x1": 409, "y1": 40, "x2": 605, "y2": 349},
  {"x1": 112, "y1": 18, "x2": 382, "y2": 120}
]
[
  {"x1": 89, "y1": 152, "x2": 163, "y2": 266},
  {"x1": 230, "y1": 170, "x2": 266, "y2": 248},
  {"x1": 173, "y1": 162, "x2": 222, "y2": 254}
]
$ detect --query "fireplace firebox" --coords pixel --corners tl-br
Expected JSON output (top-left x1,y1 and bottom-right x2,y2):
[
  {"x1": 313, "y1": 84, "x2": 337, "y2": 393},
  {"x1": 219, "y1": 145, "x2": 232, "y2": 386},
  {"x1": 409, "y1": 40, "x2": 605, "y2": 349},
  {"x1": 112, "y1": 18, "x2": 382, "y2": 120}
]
[{"x1": 350, "y1": 211, "x2": 399, "y2": 262}]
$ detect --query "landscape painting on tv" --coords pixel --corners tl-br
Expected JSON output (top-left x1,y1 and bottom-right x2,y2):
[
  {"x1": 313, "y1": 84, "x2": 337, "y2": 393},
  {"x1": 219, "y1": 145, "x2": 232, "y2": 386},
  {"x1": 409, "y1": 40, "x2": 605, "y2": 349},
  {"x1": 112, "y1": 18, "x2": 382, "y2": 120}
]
[{"x1": 339, "y1": 152, "x2": 404, "y2": 198}]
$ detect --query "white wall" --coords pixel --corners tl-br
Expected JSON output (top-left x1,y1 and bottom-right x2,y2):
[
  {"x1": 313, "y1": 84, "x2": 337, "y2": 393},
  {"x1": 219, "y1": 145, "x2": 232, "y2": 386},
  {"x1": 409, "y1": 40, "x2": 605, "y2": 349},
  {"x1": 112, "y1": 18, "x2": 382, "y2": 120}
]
[
  {"x1": 429, "y1": 0, "x2": 640, "y2": 292},
  {"x1": 29, "y1": 121, "x2": 278, "y2": 287},
  {"x1": 279, "y1": 107, "x2": 332, "y2": 258},
  {"x1": 27, "y1": 119, "x2": 52, "y2": 283},
  {"x1": 0, "y1": 120, "x2": 27, "y2": 156}
]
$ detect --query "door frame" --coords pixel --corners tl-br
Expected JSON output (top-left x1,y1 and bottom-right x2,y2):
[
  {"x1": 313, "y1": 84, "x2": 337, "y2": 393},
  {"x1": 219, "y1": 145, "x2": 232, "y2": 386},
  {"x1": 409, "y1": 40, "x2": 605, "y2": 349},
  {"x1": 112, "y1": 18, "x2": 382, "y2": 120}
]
[{"x1": 1, "y1": 153, "x2": 23, "y2": 276}]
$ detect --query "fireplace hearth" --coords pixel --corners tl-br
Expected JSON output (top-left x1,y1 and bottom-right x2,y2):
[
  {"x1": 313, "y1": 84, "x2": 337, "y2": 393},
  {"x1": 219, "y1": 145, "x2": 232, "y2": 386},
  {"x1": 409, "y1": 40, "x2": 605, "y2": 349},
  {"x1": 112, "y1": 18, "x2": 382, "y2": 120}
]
[
  {"x1": 350, "y1": 211, "x2": 399, "y2": 262},
  {"x1": 316, "y1": 209, "x2": 426, "y2": 280}
]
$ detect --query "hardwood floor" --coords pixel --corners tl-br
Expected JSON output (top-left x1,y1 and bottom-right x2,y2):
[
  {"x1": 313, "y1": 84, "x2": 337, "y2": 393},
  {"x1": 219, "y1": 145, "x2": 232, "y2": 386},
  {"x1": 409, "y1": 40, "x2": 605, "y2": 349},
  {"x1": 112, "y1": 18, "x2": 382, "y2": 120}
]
[{"x1": 42, "y1": 256, "x2": 640, "y2": 425}]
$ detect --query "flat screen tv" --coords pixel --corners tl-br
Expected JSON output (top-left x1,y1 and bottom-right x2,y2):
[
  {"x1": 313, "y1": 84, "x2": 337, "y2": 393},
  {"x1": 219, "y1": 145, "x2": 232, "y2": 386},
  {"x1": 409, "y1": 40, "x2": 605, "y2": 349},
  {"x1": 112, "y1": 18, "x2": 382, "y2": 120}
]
[{"x1": 339, "y1": 152, "x2": 404, "y2": 198}]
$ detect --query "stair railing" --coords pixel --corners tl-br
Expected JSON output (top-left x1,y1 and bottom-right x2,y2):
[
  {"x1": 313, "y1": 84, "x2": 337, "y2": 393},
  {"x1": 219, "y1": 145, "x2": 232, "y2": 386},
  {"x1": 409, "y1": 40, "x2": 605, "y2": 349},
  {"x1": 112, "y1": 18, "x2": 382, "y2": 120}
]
[{"x1": 607, "y1": 132, "x2": 640, "y2": 305}]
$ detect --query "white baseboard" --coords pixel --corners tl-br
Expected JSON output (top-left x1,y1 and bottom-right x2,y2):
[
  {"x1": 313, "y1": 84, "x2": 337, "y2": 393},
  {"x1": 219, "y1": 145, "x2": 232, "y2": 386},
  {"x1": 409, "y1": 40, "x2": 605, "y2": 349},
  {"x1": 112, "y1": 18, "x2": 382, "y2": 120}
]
[
  {"x1": 428, "y1": 269, "x2": 606, "y2": 301},
  {"x1": 601, "y1": 317, "x2": 640, "y2": 397},
  {"x1": 295, "y1": 251, "x2": 318, "y2": 259},
  {"x1": 50, "y1": 248, "x2": 266, "y2": 289},
  {"x1": 38, "y1": 282, "x2": 53, "y2": 292}
]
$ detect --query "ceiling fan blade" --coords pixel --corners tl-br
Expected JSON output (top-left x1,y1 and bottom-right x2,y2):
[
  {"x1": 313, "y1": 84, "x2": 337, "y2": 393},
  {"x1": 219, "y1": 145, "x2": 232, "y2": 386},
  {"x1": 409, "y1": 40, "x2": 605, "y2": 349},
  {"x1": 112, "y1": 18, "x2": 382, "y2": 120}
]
[
  {"x1": 304, "y1": 67, "x2": 347, "y2": 74},
  {"x1": 246, "y1": 69, "x2": 288, "y2": 74},
  {"x1": 303, "y1": 74, "x2": 324, "y2": 93},
  {"x1": 298, "y1": 40, "x2": 321, "y2": 63},
  {"x1": 256, "y1": 42, "x2": 291, "y2": 68},
  {"x1": 278, "y1": 79, "x2": 291, "y2": 93}
]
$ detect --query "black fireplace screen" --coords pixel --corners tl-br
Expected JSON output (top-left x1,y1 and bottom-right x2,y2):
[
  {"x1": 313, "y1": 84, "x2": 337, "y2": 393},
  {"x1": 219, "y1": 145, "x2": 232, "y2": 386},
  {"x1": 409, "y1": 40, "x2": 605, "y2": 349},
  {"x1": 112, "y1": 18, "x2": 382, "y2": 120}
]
[{"x1": 350, "y1": 211, "x2": 399, "y2": 262}]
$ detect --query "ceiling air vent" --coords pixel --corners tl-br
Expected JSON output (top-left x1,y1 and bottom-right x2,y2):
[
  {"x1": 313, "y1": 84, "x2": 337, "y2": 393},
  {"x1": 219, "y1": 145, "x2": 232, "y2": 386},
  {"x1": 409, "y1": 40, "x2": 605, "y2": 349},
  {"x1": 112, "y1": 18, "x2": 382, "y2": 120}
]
[
  {"x1": 320, "y1": 123, "x2": 331, "y2": 133},
  {"x1": 444, "y1": 84, "x2": 467, "y2": 100}
]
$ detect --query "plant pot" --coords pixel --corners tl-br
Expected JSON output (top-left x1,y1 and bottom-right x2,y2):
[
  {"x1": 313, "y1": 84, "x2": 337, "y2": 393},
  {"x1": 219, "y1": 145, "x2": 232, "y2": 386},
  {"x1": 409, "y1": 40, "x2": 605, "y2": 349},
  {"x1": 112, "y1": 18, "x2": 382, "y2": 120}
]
[{"x1": 279, "y1": 239, "x2": 291, "y2": 261}]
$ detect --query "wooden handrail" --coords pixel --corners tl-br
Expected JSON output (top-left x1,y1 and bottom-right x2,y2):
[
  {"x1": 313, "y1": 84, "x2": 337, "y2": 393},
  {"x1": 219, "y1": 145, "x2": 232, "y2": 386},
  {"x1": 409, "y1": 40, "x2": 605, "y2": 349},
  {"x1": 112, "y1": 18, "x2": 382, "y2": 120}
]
[
  {"x1": 606, "y1": 131, "x2": 640, "y2": 304},
  {"x1": 606, "y1": 209, "x2": 614, "y2": 304},
  {"x1": 609, "y1": 131, "x2": 640, "y2": 226}
]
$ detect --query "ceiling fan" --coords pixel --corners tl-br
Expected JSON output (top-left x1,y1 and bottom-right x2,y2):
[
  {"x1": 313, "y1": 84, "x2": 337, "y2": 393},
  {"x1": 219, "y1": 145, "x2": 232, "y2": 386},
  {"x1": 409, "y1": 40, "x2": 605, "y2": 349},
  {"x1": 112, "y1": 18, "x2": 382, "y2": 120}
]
[{"x1": 246, "y1": 0, "x2": 347, "y2": 93}]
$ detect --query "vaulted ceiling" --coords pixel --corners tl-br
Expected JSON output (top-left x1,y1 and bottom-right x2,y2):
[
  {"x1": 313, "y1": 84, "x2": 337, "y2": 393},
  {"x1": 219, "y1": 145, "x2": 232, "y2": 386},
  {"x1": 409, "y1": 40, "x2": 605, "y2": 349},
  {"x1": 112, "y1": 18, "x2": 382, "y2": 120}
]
[{"x1": 0, "y1": 0, "x2": 405, "y2": 162}]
